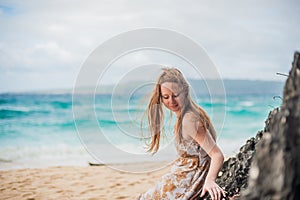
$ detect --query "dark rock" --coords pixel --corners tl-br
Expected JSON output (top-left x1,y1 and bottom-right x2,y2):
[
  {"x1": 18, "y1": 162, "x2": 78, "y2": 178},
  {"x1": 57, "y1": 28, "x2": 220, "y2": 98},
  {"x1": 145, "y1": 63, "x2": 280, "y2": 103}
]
[
  {"x1": 240, "y1": 51, "x2": 300, "y2": 199},
  {"x1": 202, "y1": 52, "x2": 300, "y2": 200},
  {"x1": 201, "y1": 109, "x2": 278, "y2": 200}
]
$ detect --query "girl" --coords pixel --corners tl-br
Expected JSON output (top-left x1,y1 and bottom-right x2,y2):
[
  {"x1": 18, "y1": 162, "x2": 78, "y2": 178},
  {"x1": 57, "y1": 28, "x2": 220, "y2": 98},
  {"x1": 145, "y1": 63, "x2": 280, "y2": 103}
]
[{"x1": 137, "y1": 68, "x2": 225, "y2": 200}]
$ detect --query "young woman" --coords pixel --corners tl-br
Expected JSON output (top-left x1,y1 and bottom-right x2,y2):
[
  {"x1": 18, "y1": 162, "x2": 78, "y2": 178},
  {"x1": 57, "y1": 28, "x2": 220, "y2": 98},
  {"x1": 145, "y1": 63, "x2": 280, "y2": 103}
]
[{"x1": 137, "y1": 68, "x2": 226, "y2": 200}]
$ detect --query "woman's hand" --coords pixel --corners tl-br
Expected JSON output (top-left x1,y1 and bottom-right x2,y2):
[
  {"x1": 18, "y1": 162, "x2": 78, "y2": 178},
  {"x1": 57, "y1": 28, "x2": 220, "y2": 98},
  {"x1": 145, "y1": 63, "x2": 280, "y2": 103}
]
[{"x1": 200, "y1": 179, "x2": 226, "y2": 200}]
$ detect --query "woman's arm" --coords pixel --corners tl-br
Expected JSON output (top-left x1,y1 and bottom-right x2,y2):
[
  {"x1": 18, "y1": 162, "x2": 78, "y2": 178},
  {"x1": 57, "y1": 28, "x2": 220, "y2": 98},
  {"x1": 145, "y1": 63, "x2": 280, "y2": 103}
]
[
  {"x1": 182, "y1": 113, "x2": 226, "y2": 200},
  {"x1": 201, "y1": 144, "x2": 225, "y2": 200}
]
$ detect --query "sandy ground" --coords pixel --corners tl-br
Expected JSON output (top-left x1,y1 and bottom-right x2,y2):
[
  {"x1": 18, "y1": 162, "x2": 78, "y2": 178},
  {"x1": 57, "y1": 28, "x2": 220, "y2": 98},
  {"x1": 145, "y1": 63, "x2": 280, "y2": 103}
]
[{"x1": 0, "y1": 162, "x2": 171, "y2": 200}]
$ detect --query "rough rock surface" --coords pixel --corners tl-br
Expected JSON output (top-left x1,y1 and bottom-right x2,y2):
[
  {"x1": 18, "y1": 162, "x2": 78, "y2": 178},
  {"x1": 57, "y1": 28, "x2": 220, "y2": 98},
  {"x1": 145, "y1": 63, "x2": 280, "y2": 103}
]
[
  {"x1": 240, "y1": 52, "x2": 300, "y2": 199},
  {"x1": 202, "y1": 51, "x2": 300, "y2": 200},
  {"x1": 201, "y1": 110, "x2": 276, "y2": 200}
]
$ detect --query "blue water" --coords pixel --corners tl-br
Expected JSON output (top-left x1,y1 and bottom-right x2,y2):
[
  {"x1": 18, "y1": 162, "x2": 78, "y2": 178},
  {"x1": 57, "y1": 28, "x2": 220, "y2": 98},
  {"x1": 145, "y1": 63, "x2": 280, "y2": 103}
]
[{"x1": 0, "y1": 81, "x2": 284, "y2": 170}]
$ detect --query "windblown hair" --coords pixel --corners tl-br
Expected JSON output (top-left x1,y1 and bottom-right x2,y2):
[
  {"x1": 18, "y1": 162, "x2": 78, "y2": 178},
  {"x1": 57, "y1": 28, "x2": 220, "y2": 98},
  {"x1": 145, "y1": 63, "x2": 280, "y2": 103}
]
[{"x1": 146, "y1": 67, "x2": 216, "y2": 154}]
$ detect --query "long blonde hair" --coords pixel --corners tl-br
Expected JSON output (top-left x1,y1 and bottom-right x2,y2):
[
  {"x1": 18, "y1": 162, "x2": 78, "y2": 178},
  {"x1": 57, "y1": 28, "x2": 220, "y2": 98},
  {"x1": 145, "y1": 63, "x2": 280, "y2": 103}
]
[{"x1": 145, "y1": 67, "x2": 216, "y2": 153}]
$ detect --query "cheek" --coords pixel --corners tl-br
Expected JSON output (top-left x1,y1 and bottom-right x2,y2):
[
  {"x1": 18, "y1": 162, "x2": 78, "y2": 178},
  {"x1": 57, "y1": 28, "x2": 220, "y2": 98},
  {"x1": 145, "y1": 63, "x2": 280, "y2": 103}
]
[{"x1": 162, "y1": 98, "x2": 168, "y2": 106}]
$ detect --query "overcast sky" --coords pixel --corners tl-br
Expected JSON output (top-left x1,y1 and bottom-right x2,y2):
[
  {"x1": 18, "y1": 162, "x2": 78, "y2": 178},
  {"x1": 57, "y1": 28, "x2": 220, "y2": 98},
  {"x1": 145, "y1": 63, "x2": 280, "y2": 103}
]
[{"x1": 0, "y1": 0, "x2": 299, "y2": 93}]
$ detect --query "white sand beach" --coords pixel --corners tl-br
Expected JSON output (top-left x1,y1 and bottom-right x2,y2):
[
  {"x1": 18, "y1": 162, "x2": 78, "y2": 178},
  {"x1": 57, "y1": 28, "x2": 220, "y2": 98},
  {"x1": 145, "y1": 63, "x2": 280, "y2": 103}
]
[{"x1": 0, "y1": 162, "x2": 171, "y2": 200}]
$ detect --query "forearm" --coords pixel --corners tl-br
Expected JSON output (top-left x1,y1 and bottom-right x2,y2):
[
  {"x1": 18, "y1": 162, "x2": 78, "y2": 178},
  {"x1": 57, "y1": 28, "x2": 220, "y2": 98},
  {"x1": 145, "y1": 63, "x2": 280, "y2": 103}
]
[
  {"x1": 205, "y1": 149, "x2": 224, "y2": 181},
  {"x1": 200, "y1": 150, "x2": 226, "y2": 199}
]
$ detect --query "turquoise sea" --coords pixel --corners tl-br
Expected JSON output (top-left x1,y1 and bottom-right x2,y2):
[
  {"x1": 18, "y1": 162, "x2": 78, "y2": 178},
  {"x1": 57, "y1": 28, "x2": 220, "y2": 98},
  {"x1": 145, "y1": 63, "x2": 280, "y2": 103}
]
[{"x1": 0, "y1": 80, "x2": 285, "y2": 170}]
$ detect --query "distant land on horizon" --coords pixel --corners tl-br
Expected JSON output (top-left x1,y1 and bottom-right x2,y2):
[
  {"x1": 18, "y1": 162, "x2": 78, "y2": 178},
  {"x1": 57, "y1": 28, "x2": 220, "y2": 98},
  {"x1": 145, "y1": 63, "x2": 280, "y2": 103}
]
[{"x1": 2, "y1": 79, "x2": 285, "y2": 96}]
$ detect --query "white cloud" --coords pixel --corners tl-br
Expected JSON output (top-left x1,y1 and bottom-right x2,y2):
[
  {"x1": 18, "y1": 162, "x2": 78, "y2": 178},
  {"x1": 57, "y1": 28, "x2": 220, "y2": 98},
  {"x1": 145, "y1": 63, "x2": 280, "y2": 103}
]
[{"x1": 0, "y1": 0, "x2": 299, "y2": 92}]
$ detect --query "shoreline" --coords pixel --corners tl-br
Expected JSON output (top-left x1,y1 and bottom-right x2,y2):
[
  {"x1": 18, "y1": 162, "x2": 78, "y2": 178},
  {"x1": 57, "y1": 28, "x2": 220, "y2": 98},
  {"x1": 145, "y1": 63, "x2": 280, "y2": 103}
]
[
  {"x1": 0, "y1": 136, "x2": 245, "y2": 172},
  {"x1": 0, "y1": 158, "x2": 175, "y2": 171}
]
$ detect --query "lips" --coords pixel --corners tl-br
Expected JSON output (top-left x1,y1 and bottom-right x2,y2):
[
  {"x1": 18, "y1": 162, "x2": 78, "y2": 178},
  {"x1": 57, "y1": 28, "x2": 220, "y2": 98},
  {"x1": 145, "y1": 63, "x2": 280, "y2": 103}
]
[{"x1": 169, "y1": 104, "x2": 178, "y2": 109}]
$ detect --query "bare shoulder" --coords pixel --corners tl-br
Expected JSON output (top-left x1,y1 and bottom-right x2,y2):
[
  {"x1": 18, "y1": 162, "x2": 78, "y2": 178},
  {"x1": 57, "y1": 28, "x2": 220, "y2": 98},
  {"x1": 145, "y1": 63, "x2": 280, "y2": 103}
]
[
  {"x1": 181, "y1": 112, "x2": 202, "y2": 138},
  {"x1": 182, "y1": 111, "x2": 204, "y2": 127},
  {"x1": 182, "y1": 111, "x2": 198, "y2": 123}
]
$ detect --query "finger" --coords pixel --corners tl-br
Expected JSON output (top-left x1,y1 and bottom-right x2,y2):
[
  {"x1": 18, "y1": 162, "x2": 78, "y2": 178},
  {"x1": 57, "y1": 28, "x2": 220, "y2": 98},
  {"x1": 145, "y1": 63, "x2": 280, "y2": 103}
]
[
  {"x1": 208, "y1": 189, "x2": 214, "y2": 200},
  {"x1": 212, "y1": 188, "x2": 218, "y2": 200},
  {"x1": 218, "y1": 186, "x2": 225, "y2": 198},
  {"x1": 215, "y1": 188, "x2": 220, "y2": 200},
  {"x1": 200, "y1": 188, "x2": 206, "y2": 197},
  {"x1": 221, "y1": 188, "x2": 226, "y2": 197}
]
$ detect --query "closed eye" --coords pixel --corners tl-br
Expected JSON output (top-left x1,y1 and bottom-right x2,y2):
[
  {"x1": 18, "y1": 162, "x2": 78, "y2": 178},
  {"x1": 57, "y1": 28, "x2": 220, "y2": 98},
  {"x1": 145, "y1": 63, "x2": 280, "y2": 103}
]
[
  {"x1": 172, "y1": 93, "x2": 180, "y2": 98},
  {"x1": 162, "y1": 93, "x2": 180, "y2": 99}
]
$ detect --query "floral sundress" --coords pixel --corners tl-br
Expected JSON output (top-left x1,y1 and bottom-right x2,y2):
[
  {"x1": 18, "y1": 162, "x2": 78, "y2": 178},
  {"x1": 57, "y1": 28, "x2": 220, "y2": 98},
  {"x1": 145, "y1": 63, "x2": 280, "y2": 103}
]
[{"x1": 137, "y1": 137, "x2": 211, "y2": 200}]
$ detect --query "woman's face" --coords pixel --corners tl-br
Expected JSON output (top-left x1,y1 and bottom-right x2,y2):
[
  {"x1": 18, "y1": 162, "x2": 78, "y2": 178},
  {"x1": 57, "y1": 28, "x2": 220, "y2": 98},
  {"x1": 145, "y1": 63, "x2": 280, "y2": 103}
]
[{"x1": 160, "y1": 82, "x2": 185, "y2": 114}]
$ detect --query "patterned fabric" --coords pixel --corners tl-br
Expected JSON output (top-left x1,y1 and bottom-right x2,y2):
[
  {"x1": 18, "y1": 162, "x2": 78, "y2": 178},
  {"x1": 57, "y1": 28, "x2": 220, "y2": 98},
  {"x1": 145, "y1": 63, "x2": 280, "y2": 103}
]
[{"x1": 137, "y1": 138, "x2": 211, "y2": 200}]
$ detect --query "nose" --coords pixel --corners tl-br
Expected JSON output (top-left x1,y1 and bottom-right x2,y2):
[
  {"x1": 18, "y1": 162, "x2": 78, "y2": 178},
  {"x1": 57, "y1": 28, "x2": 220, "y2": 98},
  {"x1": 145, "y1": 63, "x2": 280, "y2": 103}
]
[{"x1": 170, "y1": 96, "x2": 176, "y2": 104}]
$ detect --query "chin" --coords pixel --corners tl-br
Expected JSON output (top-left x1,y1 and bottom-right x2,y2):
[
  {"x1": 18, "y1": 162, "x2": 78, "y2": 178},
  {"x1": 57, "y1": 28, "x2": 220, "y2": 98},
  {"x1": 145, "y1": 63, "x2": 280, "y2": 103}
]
[{"x1": 170, "y1": 107, "x2": 180, "y2": 112}]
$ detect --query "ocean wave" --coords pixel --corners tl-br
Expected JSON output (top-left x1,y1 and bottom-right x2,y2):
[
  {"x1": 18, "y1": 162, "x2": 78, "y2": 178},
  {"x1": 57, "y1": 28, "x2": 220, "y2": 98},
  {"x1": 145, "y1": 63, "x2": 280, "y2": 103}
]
[
  {"x1": 0, "y1": 108, "x2": 51, "y2": 119},
  {"x1": 238, "y1": 101, "x2": 254, "y2": 107},
  {"x1": 227, "y1": 108, "x2": 260, "y2": 116},
  {"x1": 0, "y1": 109, "x2": 29, "y2": 119},
  {"x1": 200, "y1": 102, "x2": 226, "y2": 108},
  {"x1": 0, "y1": 144, "x2": 91, "y2": 170},
  {"x1": 51, "y1": 101, "x2": 72, "y2": 109},
  {"x1": 97, "y1": 119, "x2": 132, "y2": 125},
  {"x1": 0, "y1": 99, "x2": 9, "y2": 104},
  {"x1": 94, "y1": 106, "x2": 145, "y2": 113}
]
